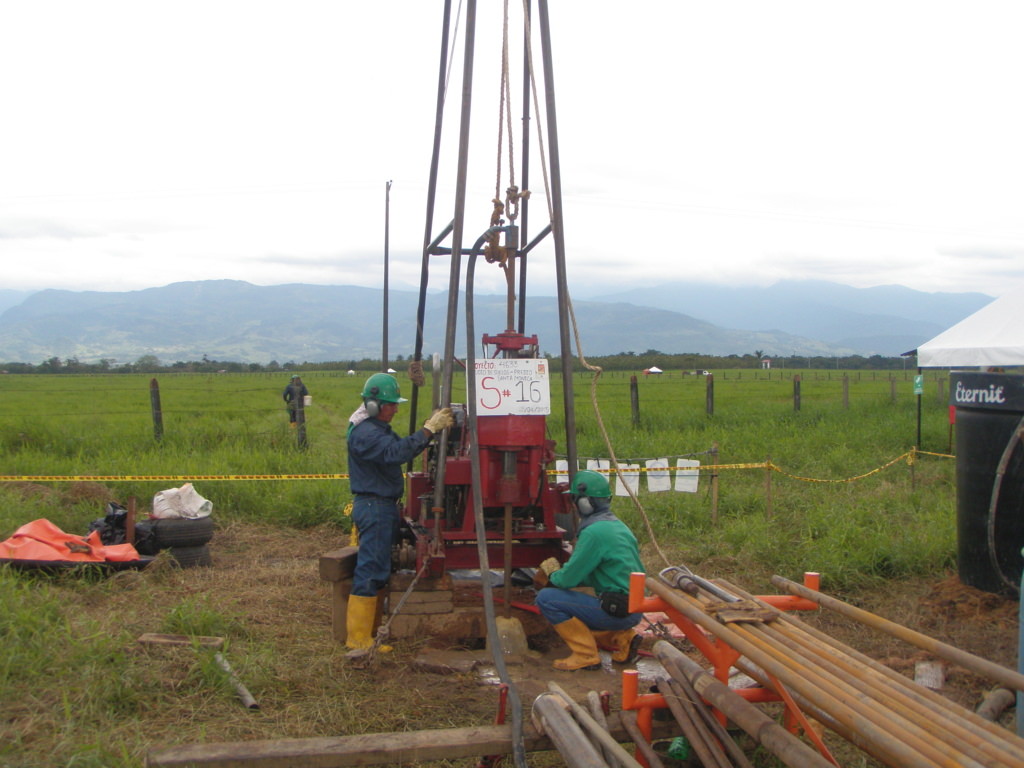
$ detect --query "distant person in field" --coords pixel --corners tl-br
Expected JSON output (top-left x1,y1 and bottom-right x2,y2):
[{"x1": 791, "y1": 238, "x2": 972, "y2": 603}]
[
  {"x1": 282, "y1": 375, "x2": 309, "y2": 427},
  {"x1": 344, "y1": 373, "x2": 454, "y2": 652},
  {"x1": 533, "y1": 470, "x2": 645, "y2": 670}
]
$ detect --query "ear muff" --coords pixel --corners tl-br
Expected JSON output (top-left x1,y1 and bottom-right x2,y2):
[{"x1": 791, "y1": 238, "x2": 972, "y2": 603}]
[
  {"x1": 576, "y1": 496, "x2": 593, "y2": 516},
  {"x1": 364, "y1": 385, "x2": 381, "y2": 417}
]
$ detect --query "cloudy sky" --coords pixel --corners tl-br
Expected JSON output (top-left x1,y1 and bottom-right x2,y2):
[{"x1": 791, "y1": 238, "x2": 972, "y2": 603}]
[{"x1": 3, "y1": 1, "x2": 1023, "y2": 301}]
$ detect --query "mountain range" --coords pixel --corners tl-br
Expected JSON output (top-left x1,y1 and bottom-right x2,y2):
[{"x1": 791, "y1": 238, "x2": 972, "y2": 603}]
[{"x1": 0, "y1": 279, "x2": 992, "y2": 365}]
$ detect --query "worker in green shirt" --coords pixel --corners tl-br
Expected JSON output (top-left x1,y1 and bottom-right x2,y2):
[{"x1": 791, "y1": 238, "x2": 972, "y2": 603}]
[{"x1": 534, "y1": 470, "x2": 645, "y2": 670}]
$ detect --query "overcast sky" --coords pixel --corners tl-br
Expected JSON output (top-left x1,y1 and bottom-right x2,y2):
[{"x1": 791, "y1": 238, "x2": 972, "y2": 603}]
[{"x1": 3, "y1": 1, "x2": 1023, "y2": 302}]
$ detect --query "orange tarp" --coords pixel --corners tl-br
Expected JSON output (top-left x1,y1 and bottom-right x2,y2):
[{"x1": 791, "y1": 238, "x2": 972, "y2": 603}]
[{"x1": 0, "y1": 518, "x2": 140, "y2": 562}]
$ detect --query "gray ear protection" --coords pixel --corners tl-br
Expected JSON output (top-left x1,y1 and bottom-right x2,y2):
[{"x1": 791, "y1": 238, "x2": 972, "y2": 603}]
[
  {"x1": 365, "y1": 385, "x2": 381, "y2": 418},
  {"x1": 576, "y1": 496, "x2": 593, "y2": 516}
]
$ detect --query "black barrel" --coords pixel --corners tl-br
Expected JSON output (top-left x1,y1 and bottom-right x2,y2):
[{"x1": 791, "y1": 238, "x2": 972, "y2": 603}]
[{"x1": 951, "y1": 372, "x2": 1024, "y2": 594}]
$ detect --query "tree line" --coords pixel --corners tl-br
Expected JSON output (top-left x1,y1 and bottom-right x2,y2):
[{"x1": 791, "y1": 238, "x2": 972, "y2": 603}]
[{"x1": 0, "y1": 350, "x2": 912, "y2": 375}]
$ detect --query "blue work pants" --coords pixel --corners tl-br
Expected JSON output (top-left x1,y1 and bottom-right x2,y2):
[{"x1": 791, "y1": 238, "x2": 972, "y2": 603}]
[
  {"x1": 535, "y1": 587, "x2": 642, "y2": 630},
  {"x1": 351, "y1": 496, "x2": 400, "y2": 597}
]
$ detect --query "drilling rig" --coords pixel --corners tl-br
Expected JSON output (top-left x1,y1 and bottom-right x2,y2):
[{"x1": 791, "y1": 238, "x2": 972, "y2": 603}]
[{"x1": 392, "y1": 0, "x2": 581, "y2": 625}]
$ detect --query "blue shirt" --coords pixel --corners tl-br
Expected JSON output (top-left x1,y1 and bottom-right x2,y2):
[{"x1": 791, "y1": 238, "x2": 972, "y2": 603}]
[{"x1": 347, "y1": 417, "x2": 431, "y2": 498}]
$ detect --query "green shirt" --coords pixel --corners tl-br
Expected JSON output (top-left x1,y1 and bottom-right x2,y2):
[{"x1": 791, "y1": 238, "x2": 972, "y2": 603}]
[{"x1": 549, "y1": 518, "x2": 644, "y2": 595}]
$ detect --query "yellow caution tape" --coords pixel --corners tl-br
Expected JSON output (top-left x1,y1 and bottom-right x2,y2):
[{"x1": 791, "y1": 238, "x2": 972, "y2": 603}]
[
  {"x1": 0, "y1": 474, "x2": 349, "y2": 482},
  {"x1": 0, "y1": 449, "x2": 951, "y2": 486}
]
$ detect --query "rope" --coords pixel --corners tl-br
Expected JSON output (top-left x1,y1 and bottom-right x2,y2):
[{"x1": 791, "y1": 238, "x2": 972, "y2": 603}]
[
  {"x1": 565, "y1": 293, "x2": 672, "y2": 569},
  {"x1": 443, "y1": 0, "x2": 464, "y2": 102}
]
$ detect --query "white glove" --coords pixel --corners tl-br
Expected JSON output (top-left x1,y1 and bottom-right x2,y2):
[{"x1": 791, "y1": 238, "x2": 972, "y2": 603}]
[{"x1": 423, "y1": 407, "x2": 454, "y2": 434}]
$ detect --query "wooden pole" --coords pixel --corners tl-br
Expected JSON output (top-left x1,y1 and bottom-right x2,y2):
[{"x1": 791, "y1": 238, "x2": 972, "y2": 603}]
[
  {"x1": 793, "y1": 374, "x2": 801, "y2": 412},
  {"x1": 150, "y1": 377, "x2": 163, "y2": 441},
  {"x1": 630, "y1": 375, "x2": 640, "y2": 427},
  {"x1": 126, "y1": 496, "x2": 136, "y2": 545},
  {"x1": 705, "y1": 373, "x2": 714, "y2": 417},
  {"x1": 765, "y1": 455, "x2": 773, "y2": 520}
]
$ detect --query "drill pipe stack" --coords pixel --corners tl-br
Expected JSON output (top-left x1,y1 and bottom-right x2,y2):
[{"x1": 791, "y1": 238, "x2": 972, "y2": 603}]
[{"x1": 646, "y1": 574, "x2": 1024, "y2": 768}]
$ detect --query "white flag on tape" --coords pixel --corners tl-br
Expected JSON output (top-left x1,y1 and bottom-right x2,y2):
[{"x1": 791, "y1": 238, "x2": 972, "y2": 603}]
[
  {"x1": 555, "y1": 459, "x2": 570, "y2": 484},
  {"x1": 646, "y1": 459, "x2": 671, "y2": 492},
  {"x1": 615, "y1": 464, "x2": 641, "y2": 496},
  {"x1": 675, "y1": 459, "x2": 700, "y2": 493}
]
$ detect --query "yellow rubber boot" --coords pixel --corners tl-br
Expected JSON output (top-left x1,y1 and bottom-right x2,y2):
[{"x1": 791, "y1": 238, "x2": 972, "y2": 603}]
[
  {"x1": 593, "y1": 629, "x2": 642, "y2": 663},
  {"x1": 345, "y1": 594, "x2": 377, "y2": 650},
  {"x1": 552, "y1": 618, "x2": 601, "y2": 671}
]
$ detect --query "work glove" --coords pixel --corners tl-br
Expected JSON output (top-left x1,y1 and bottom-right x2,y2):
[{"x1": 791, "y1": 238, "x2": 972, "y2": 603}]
[
  {"x1": 532, "y1": 558, "x2": 561, "y2": 589},
  {"x1": 423, "y1": 407, "x2": 454, "y2": 435}
]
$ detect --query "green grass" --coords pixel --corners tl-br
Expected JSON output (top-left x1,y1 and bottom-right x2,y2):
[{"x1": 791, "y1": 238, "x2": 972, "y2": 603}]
[
  {"x1": 0, "y1": 368, "x2": 962, "y2": 767},
  {"x1": 0, "y1": 368, "x2": 956, "y2": 588}
]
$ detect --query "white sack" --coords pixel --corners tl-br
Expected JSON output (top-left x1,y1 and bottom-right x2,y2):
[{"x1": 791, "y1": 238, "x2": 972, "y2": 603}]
[{"x1": 152, "y1": 482, "x2": 213, "y2": 519}]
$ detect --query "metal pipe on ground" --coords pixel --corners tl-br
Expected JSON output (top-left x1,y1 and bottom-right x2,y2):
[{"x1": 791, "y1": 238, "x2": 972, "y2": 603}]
[
  {"x1": 750, "y1": 611, "x2": 1024, "y2": 767},
  {"x1": 618, "y1": 710, "x2": 665, "y2": 768},
  {"x1": 646, "y1": 576, "x2": 959, "y2": 768},
  {"x1": 721, "y1": 603, "x2": 988, "y2": 768},
  {"x1": 653, "y1": 641, "x2": 835, "y2": 768},
  {"x1": 531, "y1": 693, "x2": 609, "y2": 768},
  {"x1": 656, "y1": 675, "x2": 731, "y2": 768},
  {"x1": 546, "y1": 683, "x2": 643, "y2": 768},
  {"x1": 772, "y1": 575, "x2": 1024, "y2": 693},
  {"x1": 662, "y1": 655, "x2": 756, "y2": 768},
  {"x1": 731, "y1": 610, "x2": 1019, "y2": 768},
  {"x1": 717, "y1": 578, "x2": 1024, "y2": 753}
]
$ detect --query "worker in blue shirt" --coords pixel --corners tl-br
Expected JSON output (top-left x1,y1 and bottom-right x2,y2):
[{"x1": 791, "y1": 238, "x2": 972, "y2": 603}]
[
  {"x1": 345, "y1": 373, "x2": 453, "y2": 651},
  {"x1": 534, "y1": 470, "x2": 645, "y2": 670},
  {"x1": 283, "y1": 375, "x2": 309, "y2": 426}
]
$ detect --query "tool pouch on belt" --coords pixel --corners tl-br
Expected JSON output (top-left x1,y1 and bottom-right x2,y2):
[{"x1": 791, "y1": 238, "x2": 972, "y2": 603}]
[{"x1": 599, "y1": 592, "x2": 630, "y2": 619}]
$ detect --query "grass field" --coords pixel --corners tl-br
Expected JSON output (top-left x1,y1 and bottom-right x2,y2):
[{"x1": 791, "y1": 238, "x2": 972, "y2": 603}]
[
  {"x1": 0, "y1": 368, "x2": 966, "y2": 767},
  {"x1": 0, "y1": 368, "x2": 956, "y2": 587}
]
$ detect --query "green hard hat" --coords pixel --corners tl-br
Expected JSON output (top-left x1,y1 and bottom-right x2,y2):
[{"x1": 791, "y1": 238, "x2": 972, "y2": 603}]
[
  {"x1": 361, "y1": 373, "x2": 407, "y2": 404},
  {"x1": 568, "y1": 470, "x2": 611, "y2": 498}
]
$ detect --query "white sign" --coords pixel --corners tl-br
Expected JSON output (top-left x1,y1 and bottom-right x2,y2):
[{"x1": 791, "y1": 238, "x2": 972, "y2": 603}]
[{"x1": 474, "y1": 358, "x2": 551, "y2": 415}]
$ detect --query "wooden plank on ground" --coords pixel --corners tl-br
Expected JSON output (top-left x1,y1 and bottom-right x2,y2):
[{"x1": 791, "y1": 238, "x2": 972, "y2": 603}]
[{"x1": 146, "y1": 712, "x2": 679, "y2": 767}]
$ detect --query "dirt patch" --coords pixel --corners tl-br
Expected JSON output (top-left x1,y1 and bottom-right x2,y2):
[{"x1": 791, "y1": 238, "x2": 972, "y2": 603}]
[{"x1": 8, "y1": 517, "x2": 1021, "y2": 767}]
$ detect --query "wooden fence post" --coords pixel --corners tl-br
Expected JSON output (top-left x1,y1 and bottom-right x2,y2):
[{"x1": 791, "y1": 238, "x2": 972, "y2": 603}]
[
  {"x1": 765, "y1": 455, "x2": 773, "y2": 520},
  {"x1": 793, "y1": 374, "x2": 801, "y2": 411},
  {"x1": 630, "y1": 375, "x2": 640, "y2": 427},
  {"x1": 150, "y1": 378, "x2": 163, "y2": 441},
  {"x1": 705, "y1": 373, "x2": 714, "y2": 417}
]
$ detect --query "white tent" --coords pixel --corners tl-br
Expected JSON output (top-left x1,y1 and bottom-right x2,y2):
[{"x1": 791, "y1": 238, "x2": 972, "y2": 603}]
[{"x1": 917, "y1": 284, "x2": 1024, "y2": 368}]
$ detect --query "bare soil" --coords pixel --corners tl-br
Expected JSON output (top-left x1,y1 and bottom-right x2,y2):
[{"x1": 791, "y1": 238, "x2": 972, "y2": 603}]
[{"x1": 13, "y1": 514, "x2": 1021, "y2": 767}]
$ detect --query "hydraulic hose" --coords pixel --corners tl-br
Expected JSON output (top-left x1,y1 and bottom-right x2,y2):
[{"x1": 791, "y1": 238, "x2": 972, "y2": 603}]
[{"x1": 986, "y1": 414, "x2": 1024, "y2": 593}]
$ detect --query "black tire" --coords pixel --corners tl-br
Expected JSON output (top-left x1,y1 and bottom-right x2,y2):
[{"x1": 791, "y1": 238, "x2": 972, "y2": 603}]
[
  {"x1": 149, "y1": 517, "x2": 215, "y2": 548},
  {"x1": 168, "y1": 545, "x2": 212, "y2": 568}
]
